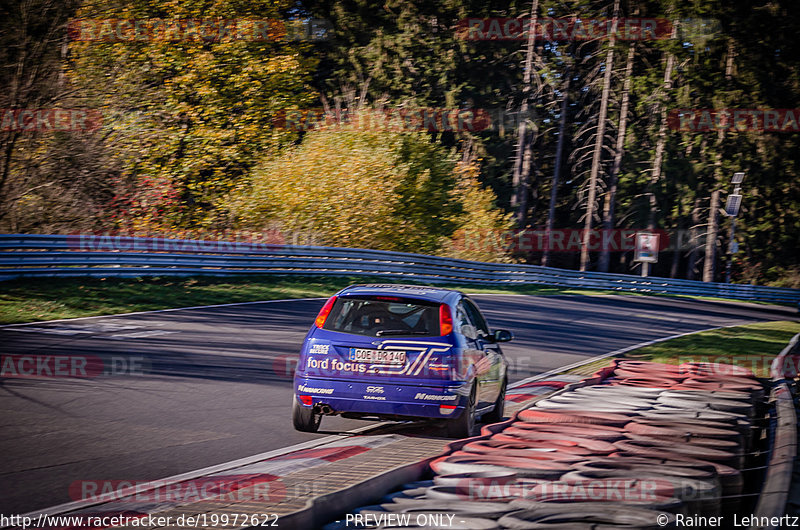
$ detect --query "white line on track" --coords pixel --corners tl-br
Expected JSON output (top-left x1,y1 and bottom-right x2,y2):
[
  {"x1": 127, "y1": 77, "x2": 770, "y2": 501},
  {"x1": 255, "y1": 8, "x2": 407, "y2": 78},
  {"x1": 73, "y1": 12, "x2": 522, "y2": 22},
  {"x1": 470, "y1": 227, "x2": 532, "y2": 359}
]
[
  {"x1": 0, "y1": 297, "x2": 327, "y2": 328},
  {"x1": 17, "y1": 421, "x2": 391, "y2": 520}
]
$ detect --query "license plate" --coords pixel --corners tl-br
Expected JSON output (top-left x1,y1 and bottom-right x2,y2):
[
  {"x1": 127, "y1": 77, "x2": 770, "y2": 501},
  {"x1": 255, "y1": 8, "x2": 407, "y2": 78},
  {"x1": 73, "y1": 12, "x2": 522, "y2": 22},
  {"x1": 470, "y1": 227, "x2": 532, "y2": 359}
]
[{"x1": 348, "y1": 348, "x2": 406, "y2": 365}]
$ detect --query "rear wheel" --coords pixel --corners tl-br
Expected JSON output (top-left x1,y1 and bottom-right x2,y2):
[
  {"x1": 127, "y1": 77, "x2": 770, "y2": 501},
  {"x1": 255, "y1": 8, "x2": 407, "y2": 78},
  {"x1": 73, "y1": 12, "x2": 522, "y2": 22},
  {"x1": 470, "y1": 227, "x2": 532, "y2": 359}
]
[
  {"x1": 292, "y1": 398, "x2": 322, "y2": 432},
  {"x1": 445, "y1": 385, "x2": 476, "y2": 438},
  {"x1": 482, "y1": 378, "x2": 507, "y2": 425}
]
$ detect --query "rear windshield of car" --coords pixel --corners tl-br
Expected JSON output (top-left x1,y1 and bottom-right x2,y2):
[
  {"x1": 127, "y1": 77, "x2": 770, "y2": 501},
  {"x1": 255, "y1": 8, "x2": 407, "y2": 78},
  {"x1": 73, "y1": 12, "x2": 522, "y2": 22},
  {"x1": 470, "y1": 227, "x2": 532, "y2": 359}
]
[{"x1": 322, "y1": 296, "x2": 441, "y2": 337}]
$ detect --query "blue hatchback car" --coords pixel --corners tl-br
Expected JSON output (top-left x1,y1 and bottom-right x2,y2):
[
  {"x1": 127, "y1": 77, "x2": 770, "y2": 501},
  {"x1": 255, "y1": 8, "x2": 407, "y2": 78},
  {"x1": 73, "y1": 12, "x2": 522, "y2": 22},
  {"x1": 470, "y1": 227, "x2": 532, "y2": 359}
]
[{"x1": 292, "y1": 284, "x2": 513, "y2": 437}]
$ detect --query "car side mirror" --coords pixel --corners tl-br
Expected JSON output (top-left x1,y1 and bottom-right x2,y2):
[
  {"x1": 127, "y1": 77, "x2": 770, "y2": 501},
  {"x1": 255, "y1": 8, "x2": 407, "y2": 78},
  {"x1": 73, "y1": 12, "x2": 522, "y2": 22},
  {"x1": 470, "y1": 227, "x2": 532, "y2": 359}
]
[{"x1": 493, "y1": 329, "x2": 513, "y2": 342}]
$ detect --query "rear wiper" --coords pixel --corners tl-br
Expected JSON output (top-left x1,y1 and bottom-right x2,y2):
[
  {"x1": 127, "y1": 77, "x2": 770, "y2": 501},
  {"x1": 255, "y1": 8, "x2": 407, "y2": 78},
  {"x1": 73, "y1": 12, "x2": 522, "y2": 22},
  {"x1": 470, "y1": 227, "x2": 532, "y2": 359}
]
[{"x1": 376, "y1": 329, "x2": 429, "y2": 336}]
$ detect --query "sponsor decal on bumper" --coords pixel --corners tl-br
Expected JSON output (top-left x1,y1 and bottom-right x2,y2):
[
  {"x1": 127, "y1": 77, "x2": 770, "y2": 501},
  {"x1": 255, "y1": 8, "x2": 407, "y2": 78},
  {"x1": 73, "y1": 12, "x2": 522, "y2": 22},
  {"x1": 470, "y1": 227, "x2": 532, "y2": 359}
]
[
  {"x1": 414, "y1": 392, "x2": 458, "y2": 401},
  {"x1": 297, "y1": 384, "x2": 334, "y2": 395}
]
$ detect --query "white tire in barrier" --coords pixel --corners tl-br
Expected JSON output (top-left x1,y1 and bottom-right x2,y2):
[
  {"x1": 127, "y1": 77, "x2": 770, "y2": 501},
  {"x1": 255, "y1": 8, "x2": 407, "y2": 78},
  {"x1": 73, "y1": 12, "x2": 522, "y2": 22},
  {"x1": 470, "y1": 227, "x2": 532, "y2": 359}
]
[
  {"x1": 498, "y1": 503, "x2": 675, "y2": 529},
  {"x1": 433, "y1": 472, "x2": 517, "y2": 487},
  {"x1": 559, "y1": 471, "x2": 720, "y2": 518},
  {"x1": 511, "y1": 496, "x2": 685, "y2": 514},
  {"x1": 649, "y1": 404, "x2": 742, "y2": 420},
  {"x1": 655, "y1": 395, "x2": 752, "y2": 414},
  {"x1": 375, "y1": 517, "x2": 500, "y2": 530},
  {"x1": 573, "y1": 386, "x2": 663, "y2": 398},
  {"x1": 545, "y1": 394, "x2": 656, "y2": 409},
  {"x1": 421, "y1": 484, "x2": 520, "y2": 503},
  {"x1": 658, "y1": 389, "x2": 751, "y2": 401},
  {"x1": 376, "y1": 500, "x2": 515, "y2": 519}
]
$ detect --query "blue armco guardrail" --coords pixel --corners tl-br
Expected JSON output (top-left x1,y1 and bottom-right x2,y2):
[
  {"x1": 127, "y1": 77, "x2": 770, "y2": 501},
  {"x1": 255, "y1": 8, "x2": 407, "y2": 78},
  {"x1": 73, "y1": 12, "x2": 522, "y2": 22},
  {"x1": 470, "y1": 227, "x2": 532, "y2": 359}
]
[{"x1": 0, "y1": 234, "x2": 798, "y2": 304}]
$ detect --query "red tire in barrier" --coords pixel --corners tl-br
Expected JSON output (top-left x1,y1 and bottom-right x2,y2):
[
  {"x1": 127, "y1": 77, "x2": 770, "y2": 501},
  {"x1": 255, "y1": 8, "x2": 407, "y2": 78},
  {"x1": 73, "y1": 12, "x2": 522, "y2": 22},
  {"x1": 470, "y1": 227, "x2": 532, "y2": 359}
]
[
  {"x1": 678, "y1": 377, "x2": 761, "y2": 391},
  {"x1": 508, "y1": 422, "x2": 627, "y2": 441},
  {"x1": 502, "y1": 428, "x2": 620, "y2": 452},
  {"x1": 673, "y1": 383, "x2": 764, "y2": 403},
  {"x1": 450, "y1": 449, "x2": 584, "y2": 464},
  {"x1": 612, "y1": 369, "x2": 683, "y2": 381},
  {"x1": 607, "y1": 377, "x2": 681, "y2": 388},
  {"x1": 517, "y1": 409, "x2": 633, "y2": 427},
  {"x1": 687, "y1": 373, "x2": 758, "y2": 384},
  {"x1": 618, "y1": 360, "x2": 684, "y2": 373},
  {"x1": 679, "y1": 362, "x2": 754, "y2": 379},
  {"x1": 461, "y1": 440, "x2": 592, "y2": 460},
  {"x1": 478, "y1": 433, "x2": 604, "y2": 457}
]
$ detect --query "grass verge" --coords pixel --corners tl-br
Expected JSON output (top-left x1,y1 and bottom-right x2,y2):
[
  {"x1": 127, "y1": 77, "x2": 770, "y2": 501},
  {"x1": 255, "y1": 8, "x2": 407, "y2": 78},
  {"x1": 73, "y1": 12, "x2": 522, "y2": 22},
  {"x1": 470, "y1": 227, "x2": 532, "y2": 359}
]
[{"x1": 570, "y1": 320, "x2": 800, "y2": 378}]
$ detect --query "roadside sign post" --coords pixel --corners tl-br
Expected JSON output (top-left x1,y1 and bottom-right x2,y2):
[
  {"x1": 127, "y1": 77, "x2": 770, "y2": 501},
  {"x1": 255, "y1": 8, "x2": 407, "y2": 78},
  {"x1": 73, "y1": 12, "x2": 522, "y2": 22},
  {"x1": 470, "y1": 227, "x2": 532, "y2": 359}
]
[
  {"x1": 725, "y1": 172, "x2": 745, "y2": 284},
  {"x1": 634, "y1": 232, "x2": 659, "y2": 277}
]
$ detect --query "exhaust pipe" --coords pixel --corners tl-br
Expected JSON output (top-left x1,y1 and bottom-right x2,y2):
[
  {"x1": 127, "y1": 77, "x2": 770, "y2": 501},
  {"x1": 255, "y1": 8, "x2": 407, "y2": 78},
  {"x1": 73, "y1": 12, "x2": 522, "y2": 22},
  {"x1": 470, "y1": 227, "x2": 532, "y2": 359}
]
[{"x1": 315, "y1": 403, "x2": 334, "y2": 415}]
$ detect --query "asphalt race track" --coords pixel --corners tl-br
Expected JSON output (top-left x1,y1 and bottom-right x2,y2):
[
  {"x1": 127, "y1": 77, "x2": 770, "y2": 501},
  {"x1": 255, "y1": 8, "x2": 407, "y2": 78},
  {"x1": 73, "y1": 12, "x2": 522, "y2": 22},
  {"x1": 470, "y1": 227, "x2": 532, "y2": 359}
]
[{"x1": 1, "y1": 292, "x2": 795, "y2": 514}]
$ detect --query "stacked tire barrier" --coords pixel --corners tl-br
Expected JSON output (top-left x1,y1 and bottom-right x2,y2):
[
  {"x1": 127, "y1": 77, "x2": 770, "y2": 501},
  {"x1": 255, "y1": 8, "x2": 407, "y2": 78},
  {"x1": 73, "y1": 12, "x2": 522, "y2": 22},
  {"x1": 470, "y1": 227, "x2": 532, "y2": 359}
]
[{"x1": 325, "y1": 360, "x2": 767, "y2": 529}]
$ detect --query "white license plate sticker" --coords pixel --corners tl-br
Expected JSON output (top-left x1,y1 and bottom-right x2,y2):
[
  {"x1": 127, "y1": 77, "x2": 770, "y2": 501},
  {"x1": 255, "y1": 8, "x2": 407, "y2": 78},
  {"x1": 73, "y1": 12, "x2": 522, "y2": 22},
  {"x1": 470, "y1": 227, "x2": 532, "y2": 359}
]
[{"x1": 348, "y1": 348, "x2": 406, "y2": 365}]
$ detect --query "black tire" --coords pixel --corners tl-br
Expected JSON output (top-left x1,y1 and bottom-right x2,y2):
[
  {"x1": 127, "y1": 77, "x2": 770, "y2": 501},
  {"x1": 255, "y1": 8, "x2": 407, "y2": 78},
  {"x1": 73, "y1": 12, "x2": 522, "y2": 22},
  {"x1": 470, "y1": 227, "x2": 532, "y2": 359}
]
[
  {"x1": 292, "y1": 398, "x2": 321, "y2": 432},
  {"x1": 446, "y1": 384, "x2": 477, "y2": 438},
  {"x1": 482, "y1": 378, "x2": 507, "y2": 425}
]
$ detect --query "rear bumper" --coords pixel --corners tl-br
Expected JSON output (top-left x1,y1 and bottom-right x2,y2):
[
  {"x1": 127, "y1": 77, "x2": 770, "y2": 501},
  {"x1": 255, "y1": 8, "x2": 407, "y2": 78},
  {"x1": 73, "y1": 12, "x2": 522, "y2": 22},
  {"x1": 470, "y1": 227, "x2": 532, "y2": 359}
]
[{"x1": 294, "y1": 376, "x2": 468, "y2": 419}]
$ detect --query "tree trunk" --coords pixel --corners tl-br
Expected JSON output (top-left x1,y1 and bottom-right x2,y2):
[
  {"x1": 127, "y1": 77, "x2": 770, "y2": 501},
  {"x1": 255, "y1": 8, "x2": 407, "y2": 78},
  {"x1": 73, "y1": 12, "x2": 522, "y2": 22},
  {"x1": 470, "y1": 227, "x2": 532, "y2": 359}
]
[
  {"x1": 686, "y1": 198, "x2": 701, "y2": 280},
  {"x1": 647, "y1": 23, "x2": 677, "y2": 231},
  {"x1": 598, "y1": 42, "x2": 635, "y2": 272},
  {"x1": 670, "y1": 197, "x2": 683, "y2": 278},
  {"x1": 702, "y1": 40, "x2": 735, "y2": 281},
  {"x1": 542, "y1": 66, "x2": 571, "y2": 267},
  {"x1": 703, "y1": 190, "x2": 720, "y2": 282},
  {"x1": 579, "y1": 0, "x2": 620, "y2": 271},
  {"x1": 510, "y1": 0, "x2": 539, "y2": 227}
]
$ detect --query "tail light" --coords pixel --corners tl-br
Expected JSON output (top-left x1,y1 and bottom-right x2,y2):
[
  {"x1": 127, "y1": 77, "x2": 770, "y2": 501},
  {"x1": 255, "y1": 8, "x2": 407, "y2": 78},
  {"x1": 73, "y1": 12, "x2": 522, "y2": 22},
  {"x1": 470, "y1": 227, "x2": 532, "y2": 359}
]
[
  {"x1": 314, "y1": 296, "x2": 337, "y2": 328},
  {"x1": 439, "y1": 304, "x2": 453, "y2": 336},
  {"x1": 314, "y1": 296, "x2": 338, "y2": 328},
  {"x1": 298, "y1": 395, "x2": 313, "y2": 406}
]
